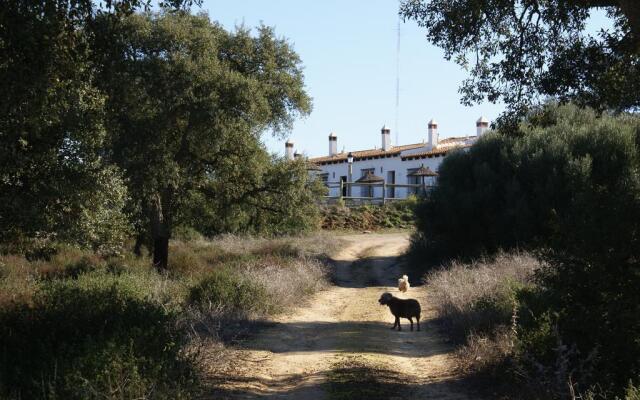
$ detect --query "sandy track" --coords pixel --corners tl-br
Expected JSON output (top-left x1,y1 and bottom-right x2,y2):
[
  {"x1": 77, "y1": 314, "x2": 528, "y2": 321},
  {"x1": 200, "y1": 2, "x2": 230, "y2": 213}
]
[{"x1": 205, "y1": 233, "x2": 474, "y2": 399}]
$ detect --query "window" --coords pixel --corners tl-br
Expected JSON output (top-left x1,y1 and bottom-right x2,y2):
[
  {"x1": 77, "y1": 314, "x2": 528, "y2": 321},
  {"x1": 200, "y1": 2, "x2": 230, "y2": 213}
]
[
  {"x1": 387, "y1": 171, "x2": 395, "y2": 198},
  {"x1": 319, "y1": 173, "x2": 329, "y2": 186}
]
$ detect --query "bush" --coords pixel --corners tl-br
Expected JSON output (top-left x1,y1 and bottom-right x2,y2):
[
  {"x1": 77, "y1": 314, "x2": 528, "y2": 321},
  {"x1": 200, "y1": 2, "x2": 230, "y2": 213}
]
[
  {"x1": 422, "y1": 252, "x2": 542, "y2": 398},
  {"x1": 0, "y1": 275, "x2": 197, "y2": 399},
  {"x1": 415, "y1": 104, "x2": 640, "y2": 398},
  {"x1": 188, "y1": 269, "x2": 272, "y2": 316},
  {"x1": 412, "y1": 104, "x2": 640, "y2": 264},
  {"x1": 321, "y1": 198, "x2": 417, "y2": 231},
  {"x1": 516, "y1": 255, "x2": 640, "y2": 397},
  {"x1": 425, "y1": 252, "x2": 540, "y2": 343}
]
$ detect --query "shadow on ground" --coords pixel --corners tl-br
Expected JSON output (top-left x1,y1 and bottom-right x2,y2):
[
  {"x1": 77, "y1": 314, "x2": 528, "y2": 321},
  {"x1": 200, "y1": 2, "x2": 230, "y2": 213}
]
[
  {"x1": 238, "y1": 320, "x2": 447, "y2": 358},
  {"x1": 331, "y1": 255, "x2": 424, "y2": 289},
  {"x1": 205, "y1": 371, "x2": 479, "y2": 400}
]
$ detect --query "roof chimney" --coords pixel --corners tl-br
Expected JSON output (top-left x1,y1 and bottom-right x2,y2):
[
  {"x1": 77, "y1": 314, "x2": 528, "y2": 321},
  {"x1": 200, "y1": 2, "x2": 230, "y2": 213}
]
[
  {"x1": 328, "y1": 132, "x2": 337, "y2": 156},
  {"x1": 381, "y1": 125, "x2": 391, "y2": 151},
  {"x1": 427, "y1": 119, "x2": 439, "y2": 150},
  {"x1": 476, "y1": 116, "x2": 489, "y2": 137},
  {"x1": 285, "y1": 140, "x2": 294, "y2": 160}
]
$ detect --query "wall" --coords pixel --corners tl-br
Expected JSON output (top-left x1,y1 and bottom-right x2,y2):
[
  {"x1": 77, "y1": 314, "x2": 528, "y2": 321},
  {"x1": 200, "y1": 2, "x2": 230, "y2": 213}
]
[{"x1": 318, "y1": 153, "x2": 446, "y2": 199}]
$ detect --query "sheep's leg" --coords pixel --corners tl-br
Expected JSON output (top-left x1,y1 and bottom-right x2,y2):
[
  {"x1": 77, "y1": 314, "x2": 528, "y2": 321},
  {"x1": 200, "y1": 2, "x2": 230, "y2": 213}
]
[
  {"x1": 397, "y1": 316, "x2": 402, "y2": 331},
  {"x1": 409, "y1": 317, "x2": 414, "y2": 331},
  {"x1": 416, "y1": 315, "x2": 421, "y2": 331},
  {"x1": 391, "y1": 317, "x2": 398, "y2": 330}
]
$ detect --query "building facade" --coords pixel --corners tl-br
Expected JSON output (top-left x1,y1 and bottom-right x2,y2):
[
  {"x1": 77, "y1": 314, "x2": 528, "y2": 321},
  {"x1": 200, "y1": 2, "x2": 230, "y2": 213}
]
[{"x1": 287, "y1": 117, "x2": 490, "y2": 199}]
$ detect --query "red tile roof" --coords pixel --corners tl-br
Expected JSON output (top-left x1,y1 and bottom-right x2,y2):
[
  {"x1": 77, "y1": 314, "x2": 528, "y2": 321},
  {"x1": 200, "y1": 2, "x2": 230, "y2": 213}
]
[{"x1": 309, "y1": 136, "x2": 475, "y2": 165}]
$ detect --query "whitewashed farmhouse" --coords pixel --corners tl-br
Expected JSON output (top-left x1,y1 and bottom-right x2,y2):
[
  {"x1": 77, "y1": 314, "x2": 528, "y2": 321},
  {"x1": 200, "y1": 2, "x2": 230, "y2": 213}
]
[{"x1": 286, "y1": 117, "x2": 490, "y2": 200}]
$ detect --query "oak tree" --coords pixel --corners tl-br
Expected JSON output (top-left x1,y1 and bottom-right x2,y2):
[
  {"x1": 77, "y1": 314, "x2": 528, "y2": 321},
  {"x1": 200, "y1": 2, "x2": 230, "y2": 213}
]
[
  {"x1": 92, "y1": 12, "x2": 311, "y2": 269},
  {"x1": 400, "y1": 0, "x2": 640, "y2": 114}
]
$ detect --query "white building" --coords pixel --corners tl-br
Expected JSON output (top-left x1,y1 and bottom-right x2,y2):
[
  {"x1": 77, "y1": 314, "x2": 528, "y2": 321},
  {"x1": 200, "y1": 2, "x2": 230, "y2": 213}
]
[{"x1": 287, "y1": 117, "x2": 490, "y2": 200}]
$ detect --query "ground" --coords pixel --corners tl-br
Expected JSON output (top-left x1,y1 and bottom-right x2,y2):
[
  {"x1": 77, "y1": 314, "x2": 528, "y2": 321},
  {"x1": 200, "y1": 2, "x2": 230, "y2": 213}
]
[{"x1": 204, "y1": 233, "x2": 477, "y2": 399}]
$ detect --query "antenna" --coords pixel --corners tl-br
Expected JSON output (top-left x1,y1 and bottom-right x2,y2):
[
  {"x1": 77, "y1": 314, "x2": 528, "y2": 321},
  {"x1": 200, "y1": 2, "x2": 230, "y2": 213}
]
[{"x1": 395, "y1": 8, "x2": 401, "y2": 146}]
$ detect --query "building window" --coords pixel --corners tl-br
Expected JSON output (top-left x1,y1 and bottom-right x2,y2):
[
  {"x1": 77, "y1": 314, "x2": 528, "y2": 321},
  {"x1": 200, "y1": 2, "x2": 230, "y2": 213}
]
[
  {"x1": 319, "y1": 173, "x2": 329, "y2": 186},
  {"x1": 387, "y1": 171, "x2": 395, "y2": 198}
]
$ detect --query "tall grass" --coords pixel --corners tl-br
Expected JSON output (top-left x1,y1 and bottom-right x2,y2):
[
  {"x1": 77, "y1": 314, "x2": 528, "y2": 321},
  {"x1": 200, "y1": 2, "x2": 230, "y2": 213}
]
[
  {"x1": 424, "y1": 252, "x2": 541, "y2": 376},
  {"x1": 425, "y1": 252, "x2": 540, "y2": 341}
]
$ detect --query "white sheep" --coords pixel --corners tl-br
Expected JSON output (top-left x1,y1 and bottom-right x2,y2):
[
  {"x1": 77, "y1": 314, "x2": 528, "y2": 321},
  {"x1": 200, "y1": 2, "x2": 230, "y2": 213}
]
[{"x1": 397, "y1": 275, "x2": 410, "y2": 293}]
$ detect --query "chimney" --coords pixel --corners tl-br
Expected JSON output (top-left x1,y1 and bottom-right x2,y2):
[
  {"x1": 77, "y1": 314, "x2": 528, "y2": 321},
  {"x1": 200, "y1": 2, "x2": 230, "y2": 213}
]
[
  {"x1": 476, "y1": 116, "x2": 489, "y2": 137},
  {"x1": 381, "y1": 125, "x2": 391, "y2": 151},
  {"x1": 427, "y1": 119, "x2": 438, "y2": 150},
  {"x1": 285, "y1": 139, "x2": 294, "y2": 160},
  {"x1": 328, "y1": 132, "x2": 337, "y2": 156}
]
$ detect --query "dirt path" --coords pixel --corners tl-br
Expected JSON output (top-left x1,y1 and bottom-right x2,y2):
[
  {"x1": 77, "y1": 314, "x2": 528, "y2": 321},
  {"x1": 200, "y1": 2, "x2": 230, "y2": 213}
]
[{"x1": 206, "y1": 233, "x2": 475, "y2": 399}]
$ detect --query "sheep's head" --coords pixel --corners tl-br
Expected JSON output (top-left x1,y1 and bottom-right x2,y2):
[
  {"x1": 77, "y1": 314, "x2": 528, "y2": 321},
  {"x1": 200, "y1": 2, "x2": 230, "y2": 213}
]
[{"x1": 378, "y1": 292, "x2": 393, "y2": 305}]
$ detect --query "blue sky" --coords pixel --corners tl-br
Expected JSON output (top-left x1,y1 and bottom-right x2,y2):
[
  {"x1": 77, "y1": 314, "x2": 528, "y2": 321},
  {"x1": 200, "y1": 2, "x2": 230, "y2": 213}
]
[{"x1": 199, "y1": 1, "x2": 610, "y2": 158}]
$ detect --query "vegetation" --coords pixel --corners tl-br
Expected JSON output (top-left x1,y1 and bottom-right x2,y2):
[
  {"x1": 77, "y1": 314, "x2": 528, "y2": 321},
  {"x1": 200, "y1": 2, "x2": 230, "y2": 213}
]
[
  {"x1": 401, "y1": 0, "x2": 640, "y2": 116},
  {"x1": 92, "y1": 12, "x2": 312, "y2": 268},
  {"x1": 414, "y1": 104, "x2": 640, "y2": 398},
  {"x1": 425, "y1": 252, "x2": 539, "y2": 343},
  {"x1": 321, "y1": 198, "x2": 417, "y2": 231},
  {"x1": 0, "y1": 234, "x2": 336, "y2": 399},
  {"x1": 0, "y1": 6, "x2": 320, "y2": 269},
  {"x1": 412, "y1": 104, "x2": 640, "y2": 263}
]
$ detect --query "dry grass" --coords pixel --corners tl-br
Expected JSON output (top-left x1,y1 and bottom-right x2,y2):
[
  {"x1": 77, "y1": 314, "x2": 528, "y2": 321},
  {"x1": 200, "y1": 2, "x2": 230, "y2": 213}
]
[
  {"x1": 0, "y1": 232, "x2": 342, "y2": 397},
  {"x1": 425, "y1": 252, "x2": 541, "y2": 336},
  {"x1": 424, "y1": 252, "x2": 543, "y2": 372}
]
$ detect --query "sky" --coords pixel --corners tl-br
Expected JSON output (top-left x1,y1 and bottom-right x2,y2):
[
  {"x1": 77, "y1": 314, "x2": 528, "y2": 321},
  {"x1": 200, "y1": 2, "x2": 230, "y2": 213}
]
[{"x1": 198, "y1": 1, "x2": 611, "y2": 158}]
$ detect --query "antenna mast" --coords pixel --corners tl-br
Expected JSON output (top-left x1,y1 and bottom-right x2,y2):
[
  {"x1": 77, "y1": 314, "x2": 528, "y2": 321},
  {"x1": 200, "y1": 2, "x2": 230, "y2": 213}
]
[{"x1": 395, "y1": 10, "x2": 401, "y2": 146}]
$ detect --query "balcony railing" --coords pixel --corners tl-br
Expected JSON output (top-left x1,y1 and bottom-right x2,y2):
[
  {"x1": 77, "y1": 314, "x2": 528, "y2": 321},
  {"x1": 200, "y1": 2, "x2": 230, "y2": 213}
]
[{"x1": 320, "y1": 181, "x2": 434, "y2": 205}]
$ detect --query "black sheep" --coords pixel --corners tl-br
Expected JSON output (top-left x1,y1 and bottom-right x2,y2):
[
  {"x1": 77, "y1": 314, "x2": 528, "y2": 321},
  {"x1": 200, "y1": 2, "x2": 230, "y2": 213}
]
[{"x1": 378, "y1": 292, "x2": 421, "y2": 331}]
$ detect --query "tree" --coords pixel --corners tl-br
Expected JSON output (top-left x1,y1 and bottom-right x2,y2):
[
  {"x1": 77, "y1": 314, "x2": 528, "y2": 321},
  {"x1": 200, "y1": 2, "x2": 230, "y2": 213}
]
[
  {"x1": 183, "y1": 151, "x2": 325, "y2": 236},
  {"x1": 400, "y1": 0, "x2": 640, "y2": 114},
  {"x1": 411, "y1": 103, "x2": 640, "y2": 262},
  {"x1": 92, "y1": 12, "x2": 311, "y2": 269},
  {"x1": 0, "y1": 1, "x2": 134, "y2": 251}
]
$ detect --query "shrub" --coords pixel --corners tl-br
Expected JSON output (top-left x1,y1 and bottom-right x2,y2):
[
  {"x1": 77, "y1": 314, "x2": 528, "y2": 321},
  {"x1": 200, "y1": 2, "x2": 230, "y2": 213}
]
[
  {"x1": 425, "y1": 252, "x2": 540, "y2": 343},
  {"x1": 415, "y1": 104, "x2": 640, "y2": 398},
  {"x1": 516, "y1": 255, "x2": 640, "y2": 397},
  {"x1": 412, "y1": 104, "x2": 640, "y2": 265},
  {"x1": 0, "y1": 275, "x2": 197, "y2": 399},
  {"x1": 188, "y1": 269, "x2": 272, "y2": 316},
  {"x1": 321, "y1": 199, "x2": 416, "y2": 231}
]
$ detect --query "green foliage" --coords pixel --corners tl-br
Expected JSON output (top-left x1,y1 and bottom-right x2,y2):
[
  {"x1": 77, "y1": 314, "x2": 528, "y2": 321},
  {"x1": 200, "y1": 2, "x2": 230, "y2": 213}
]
[
  {"x1": 183, "y1": 157, "x2": 323, "y2": 236},
  {"x1": 412, "y1": 104, "x2": 640, "y2": 264},
  {"x1": 0, "y1": 275, "x2": 196, "y2": 399},
  {"x1": 516, "y1": 255, "x2": 640, "y2": 395},
  {"x1": 91, "y1": 11, "x2": 313, "y2": 267},
  {"x1": 400, "y1": 0, "x2": 640, "y2": 114},
  {"x1": 1, "y1": 7, "x2": 315, "y2": 265},
  {"x1": 0, "y1": 1, "x2": 146, "y2": 253},
  {"x1": 414, "y1": 104, "x2": 640, "y2": 397},
  {"x1": 188, "y1": 268, "x2": 272, "y2": 316},
  {"x1": 321, "y1": 198, "x2": 417, "y2": 231}
]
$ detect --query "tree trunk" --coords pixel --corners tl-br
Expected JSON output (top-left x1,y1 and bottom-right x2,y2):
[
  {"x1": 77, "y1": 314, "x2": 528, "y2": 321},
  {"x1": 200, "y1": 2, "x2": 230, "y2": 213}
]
[
  {"x1": 150, "y1": 191, "x2": 173, "y2": 272},
  {"x1": 153, "y1": 235, "x2": 169, "y2": 270},
  {"x1": 133, "y1": 232, "x2": 145, "y2": 256}
]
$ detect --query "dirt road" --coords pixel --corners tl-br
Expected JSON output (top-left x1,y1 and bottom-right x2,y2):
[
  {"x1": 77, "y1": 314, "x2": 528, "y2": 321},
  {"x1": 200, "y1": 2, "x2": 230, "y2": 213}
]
[{"x1": 207, "y1": 233, "x2": 475, "y2": 399}]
